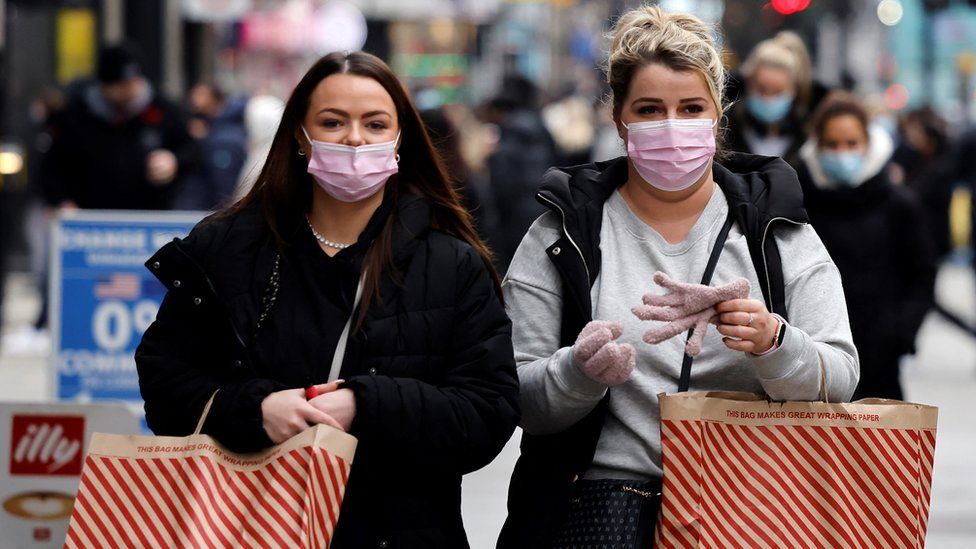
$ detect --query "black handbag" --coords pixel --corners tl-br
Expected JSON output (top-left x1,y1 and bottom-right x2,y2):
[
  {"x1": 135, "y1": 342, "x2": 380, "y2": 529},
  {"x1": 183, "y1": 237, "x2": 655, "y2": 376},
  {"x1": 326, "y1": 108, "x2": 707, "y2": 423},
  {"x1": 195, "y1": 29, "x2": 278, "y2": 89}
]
[{"x1": 551, "y1": 479, "x2": 662, "y2": 548}]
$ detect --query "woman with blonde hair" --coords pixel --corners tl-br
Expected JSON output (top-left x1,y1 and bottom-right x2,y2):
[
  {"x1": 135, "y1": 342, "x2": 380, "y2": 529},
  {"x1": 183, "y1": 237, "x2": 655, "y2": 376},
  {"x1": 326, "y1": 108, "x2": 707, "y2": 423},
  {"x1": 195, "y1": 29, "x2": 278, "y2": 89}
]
[
  {"x1": 727, "y1": 31, "x2": 826, "y2": 166},
  {"x1": 498, "y1": 6, "x2": 857, "y2": 547}
]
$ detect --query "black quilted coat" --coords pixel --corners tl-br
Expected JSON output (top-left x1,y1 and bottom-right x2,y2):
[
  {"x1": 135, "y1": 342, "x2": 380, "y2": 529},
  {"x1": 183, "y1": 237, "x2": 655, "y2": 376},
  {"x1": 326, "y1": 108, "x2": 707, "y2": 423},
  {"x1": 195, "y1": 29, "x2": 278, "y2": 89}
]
[{"x1": 135, "y1": 194, "x2": 519, "y2": 548}]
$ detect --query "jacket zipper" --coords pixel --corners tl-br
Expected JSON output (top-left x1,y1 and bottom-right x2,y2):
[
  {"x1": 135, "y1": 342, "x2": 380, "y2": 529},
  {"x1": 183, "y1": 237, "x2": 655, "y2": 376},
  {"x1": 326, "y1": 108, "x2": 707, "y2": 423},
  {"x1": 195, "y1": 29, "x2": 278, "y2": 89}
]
[
  {"x1": 760, "y1": 216, "x2": 808, "y2": 313},
  {"x1": 537, "y1": 193, "x2": 591, "y2": 285}
]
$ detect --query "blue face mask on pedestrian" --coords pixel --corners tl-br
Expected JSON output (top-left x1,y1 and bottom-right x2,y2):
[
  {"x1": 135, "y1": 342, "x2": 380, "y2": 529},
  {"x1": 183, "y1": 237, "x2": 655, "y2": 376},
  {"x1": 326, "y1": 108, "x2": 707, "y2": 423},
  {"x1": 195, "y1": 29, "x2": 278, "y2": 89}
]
[
  {"x1": 747, "y1": 93, "x2": 793, "y2": 124},
  {"x1": 819, "y1": 151, "x2": 865, "y2": 186}
]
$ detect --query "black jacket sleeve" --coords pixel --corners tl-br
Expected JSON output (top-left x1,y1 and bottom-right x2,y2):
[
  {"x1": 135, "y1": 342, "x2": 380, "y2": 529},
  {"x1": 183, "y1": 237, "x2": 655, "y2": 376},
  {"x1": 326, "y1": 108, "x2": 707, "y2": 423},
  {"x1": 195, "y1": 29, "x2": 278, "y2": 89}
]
[
  {"x1": 135, "y1": 234, "x2": 285, "y2": 453},
  {"x1": 342, "y1": 247, "x2": 519, "y2": 474}
]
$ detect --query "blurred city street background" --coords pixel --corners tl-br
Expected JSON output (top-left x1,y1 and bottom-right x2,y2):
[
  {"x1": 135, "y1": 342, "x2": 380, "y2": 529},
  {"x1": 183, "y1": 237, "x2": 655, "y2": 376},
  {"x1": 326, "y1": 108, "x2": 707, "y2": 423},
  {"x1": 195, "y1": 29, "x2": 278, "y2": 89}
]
[{"x1": 2, "y1": 0, "x2": 976, "y2": 547}]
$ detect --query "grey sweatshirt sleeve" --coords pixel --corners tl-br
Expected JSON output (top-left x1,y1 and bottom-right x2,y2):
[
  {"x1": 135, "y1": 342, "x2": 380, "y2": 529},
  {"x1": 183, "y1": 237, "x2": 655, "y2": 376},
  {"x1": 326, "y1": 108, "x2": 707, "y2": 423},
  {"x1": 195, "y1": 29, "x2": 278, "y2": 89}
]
[
  {"x1": 503, "y1": 214, "x2": 607, "y2": 435},
  {"x1": 748, "y1": 225, "x2": 860, "y2": 402}
]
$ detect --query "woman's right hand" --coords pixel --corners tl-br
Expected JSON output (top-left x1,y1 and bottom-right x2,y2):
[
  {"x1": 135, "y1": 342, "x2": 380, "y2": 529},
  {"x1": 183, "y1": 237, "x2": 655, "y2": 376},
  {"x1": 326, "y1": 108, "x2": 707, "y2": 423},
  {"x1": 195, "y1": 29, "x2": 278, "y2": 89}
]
[
  {"x1": 572, "y1": 320, "x2": 636, "y2": 386},
  {"x1": 260, "y1": 388, "x2": 345, "y2": 444}
]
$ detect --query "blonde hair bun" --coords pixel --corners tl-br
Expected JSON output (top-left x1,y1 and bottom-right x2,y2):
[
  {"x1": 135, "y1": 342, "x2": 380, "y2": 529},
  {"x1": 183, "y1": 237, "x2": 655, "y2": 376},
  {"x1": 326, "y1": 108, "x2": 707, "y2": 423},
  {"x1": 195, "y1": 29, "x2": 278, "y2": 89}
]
[
  {"x1": 607, "y1": 5, "x2": 727, "y2": 117},
  {"x1": 741, "y1": 30, "x2": 813, "y2": 106}
]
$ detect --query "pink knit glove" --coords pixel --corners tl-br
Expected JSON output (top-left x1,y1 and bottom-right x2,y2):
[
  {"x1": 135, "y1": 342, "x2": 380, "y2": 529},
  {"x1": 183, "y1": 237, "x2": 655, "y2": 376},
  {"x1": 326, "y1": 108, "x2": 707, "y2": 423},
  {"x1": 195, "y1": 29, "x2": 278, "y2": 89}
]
[
  {"x1": 631, "y1": 272, "x2": 751, "y2": 357},
  {"x1": 572, "y1": 320, "x2": 636, "y2": 386}
]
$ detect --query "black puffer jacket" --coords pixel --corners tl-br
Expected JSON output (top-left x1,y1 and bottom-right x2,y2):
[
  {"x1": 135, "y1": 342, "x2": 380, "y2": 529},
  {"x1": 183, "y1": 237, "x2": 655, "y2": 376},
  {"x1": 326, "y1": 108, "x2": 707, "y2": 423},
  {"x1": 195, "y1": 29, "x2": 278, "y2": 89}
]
[
  {"x1": 136, "y1": 195, "x2": 519, "y2": 548},
  {"x1": 796, "y1": 161, "x2": 935, "y2": 400}
]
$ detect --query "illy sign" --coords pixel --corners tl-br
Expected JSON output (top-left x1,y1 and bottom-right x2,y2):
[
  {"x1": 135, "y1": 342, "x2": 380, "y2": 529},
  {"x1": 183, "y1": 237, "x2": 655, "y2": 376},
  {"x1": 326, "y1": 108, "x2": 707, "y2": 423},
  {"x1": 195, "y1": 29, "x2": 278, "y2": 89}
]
[
  {"x1": 9, "y1": 415, "x2": 84, "y2": 476},
  {"x1": 1, "y1": 403, "x2": 140, "y2": 549}
]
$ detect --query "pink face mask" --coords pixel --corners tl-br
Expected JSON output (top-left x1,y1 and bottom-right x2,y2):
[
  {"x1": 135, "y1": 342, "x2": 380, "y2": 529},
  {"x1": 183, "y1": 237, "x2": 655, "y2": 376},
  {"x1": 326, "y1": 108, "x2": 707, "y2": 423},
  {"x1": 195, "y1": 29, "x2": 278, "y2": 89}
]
[
  {"x1": 302, "y1": 126, "x2": 400, "y2": 203},
  {"x1": 625, "y1": 118, "x2": 716, "y2": 192}
]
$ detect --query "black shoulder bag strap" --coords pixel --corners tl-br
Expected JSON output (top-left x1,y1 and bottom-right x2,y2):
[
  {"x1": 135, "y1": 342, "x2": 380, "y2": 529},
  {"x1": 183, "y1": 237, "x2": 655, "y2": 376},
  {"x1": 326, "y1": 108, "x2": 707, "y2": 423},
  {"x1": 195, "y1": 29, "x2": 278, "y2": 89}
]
[{"x1": 677, "y1": 212, "x2": 735, "y2": 393}]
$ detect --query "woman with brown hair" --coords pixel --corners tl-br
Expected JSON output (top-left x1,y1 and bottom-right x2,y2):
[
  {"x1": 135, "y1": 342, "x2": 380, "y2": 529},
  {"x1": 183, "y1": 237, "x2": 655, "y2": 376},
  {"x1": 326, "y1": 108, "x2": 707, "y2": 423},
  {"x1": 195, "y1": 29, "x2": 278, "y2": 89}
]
[
  {"x1": 135, "y1": 51, "x2": 519, "y2": 547},
  {"x1": 796, "y1": 92, "x2": 936, "y2": 400}
]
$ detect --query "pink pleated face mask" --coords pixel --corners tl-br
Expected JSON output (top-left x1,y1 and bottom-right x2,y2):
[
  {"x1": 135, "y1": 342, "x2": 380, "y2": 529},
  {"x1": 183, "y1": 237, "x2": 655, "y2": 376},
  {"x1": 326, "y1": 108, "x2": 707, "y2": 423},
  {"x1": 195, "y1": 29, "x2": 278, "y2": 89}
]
[
  {"x1": 302, "y1": 126, "x2": 400, "y2": 203},
  {"x1": 625, "y1": 118, "x2": 716, "y2": 192}
]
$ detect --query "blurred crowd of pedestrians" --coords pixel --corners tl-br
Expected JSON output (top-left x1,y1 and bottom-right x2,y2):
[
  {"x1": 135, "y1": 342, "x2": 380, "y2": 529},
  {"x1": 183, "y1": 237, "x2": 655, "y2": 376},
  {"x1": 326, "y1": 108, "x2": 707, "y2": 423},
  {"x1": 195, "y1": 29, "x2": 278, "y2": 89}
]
[{"x1": 4, "y1": 32, "x2": 976, "y2": 402}]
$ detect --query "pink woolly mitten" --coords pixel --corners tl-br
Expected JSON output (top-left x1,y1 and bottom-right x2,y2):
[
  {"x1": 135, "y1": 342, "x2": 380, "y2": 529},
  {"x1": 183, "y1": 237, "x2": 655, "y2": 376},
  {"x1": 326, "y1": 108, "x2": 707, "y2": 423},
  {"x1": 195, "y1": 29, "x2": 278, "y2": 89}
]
[
  {"x1": 572, "y1": 320, "x2": 636, "y2": 386},
  {"x1": 632, "y1": 272, "x2": 750, "y2": 357}
]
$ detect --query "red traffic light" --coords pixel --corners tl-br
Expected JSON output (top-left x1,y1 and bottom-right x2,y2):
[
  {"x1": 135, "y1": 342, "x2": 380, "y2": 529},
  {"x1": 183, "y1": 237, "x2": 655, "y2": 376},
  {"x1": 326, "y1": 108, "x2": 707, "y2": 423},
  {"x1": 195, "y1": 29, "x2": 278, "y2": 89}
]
[{"x1": 771, "y1": 0, "x2": 811, "y2": 15}]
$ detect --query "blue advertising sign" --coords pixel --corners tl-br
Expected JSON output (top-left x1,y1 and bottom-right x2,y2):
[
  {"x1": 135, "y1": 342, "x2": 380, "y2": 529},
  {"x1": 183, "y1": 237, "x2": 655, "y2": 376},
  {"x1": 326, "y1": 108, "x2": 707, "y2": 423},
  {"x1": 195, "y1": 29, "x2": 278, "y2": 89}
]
[{"x1": 50, "y1": 211, "x2": 204, "y2": 404}]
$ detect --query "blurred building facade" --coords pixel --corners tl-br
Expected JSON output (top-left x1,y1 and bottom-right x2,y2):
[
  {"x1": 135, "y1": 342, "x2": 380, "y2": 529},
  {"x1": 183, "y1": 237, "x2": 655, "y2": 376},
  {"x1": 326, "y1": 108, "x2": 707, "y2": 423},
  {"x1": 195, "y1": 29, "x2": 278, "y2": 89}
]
[{"x1": 2, "y1": 0, "x2": 976, "y2": 267}]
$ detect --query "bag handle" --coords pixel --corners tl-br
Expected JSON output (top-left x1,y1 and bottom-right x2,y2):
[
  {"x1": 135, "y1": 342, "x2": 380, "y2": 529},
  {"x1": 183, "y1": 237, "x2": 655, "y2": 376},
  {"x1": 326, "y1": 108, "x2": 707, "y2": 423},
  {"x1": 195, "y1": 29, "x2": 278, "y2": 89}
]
[
  {"x1": 819, "y1": 359, "x2": 829, "y2": 404},
  {"x1": 194, "y1": 390, "x2": 220, "y2": 435}
]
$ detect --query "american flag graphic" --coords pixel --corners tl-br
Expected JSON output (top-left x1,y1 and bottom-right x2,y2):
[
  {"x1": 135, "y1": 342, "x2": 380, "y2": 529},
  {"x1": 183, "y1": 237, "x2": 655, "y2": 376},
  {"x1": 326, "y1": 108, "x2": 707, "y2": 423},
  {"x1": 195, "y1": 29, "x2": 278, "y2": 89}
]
[{"x1": 94, "y1": 273, "x2": 141, "y2": 299}]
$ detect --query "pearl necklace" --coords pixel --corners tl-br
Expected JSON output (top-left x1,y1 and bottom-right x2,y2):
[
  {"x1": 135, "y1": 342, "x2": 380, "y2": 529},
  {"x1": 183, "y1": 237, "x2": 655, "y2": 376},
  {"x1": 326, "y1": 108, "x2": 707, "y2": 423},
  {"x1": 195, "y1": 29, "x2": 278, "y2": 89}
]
[{"x1": 306, "y1": 217, "x2": 353, "y2": 250}]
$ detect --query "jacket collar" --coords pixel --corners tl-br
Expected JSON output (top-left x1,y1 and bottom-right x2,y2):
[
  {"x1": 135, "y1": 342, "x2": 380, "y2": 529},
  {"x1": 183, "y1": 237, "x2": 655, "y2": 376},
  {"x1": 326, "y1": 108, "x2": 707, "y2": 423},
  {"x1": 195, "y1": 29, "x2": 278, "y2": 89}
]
[
  {"x1": 536, "y1": 157, "x2": 626, "y2": 281},
  {"x1": 797, "y1": 160, "x2": 893, "y2": 209},
  {"x1": 278, "y1": 186, "x2": 431, "y2": 267},
  {"x1": 537, "y1": 153, "x2": 809, "y2": 248},
  {"x1": 713, "y1": 152, "x2": 810, "y2": 228},
  {"x1": 798, "y1": 124, "x2": 895, "y2": 189}
]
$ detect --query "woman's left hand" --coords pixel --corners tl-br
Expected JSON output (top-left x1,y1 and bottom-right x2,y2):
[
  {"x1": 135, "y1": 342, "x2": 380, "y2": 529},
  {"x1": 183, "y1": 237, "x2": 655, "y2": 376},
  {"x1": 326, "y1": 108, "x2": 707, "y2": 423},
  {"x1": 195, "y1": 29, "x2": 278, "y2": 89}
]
[
  {"x1": 308, "y1": 383, "x2": 357, "y2": 432},
  {"x1": 714, "y1": 299, "x2": 779, "y2": 354}
]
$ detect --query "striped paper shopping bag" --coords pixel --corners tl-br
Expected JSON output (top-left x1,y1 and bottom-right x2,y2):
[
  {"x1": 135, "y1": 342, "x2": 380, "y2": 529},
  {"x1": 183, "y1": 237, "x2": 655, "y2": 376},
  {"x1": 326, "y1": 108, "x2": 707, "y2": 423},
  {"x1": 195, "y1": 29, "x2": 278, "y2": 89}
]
[
  {"x1": 64, "y1": 394, "x2": 356, "y2": 548},
  {"x1": 656, "y1": 391, "x2": 938, "y2": 549}
]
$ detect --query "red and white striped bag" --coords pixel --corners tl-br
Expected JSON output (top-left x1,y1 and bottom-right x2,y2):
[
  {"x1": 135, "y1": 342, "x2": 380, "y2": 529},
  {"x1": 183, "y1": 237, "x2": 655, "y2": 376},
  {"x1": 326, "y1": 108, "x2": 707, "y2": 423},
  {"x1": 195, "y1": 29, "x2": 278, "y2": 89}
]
[
  {"x1": 64, "y1": 394, "x2": 357, "y2": 548},
  {"x1": 656, "y1": 391, "x2": 938, "y2": 548}
]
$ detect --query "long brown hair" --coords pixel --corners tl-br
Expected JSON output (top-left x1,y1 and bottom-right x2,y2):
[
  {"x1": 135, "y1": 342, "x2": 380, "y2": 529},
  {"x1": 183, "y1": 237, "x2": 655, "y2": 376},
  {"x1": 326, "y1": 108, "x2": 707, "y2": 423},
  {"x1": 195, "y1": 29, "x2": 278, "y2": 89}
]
[{"x1": 230, "y1": 51, "x2": 501, "y2": 323}]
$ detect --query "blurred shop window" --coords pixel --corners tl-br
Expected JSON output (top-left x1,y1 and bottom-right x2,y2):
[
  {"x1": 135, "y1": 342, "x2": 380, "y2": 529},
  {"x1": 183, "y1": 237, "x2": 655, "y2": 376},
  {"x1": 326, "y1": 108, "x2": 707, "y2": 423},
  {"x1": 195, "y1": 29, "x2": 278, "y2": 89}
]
[
  {"x1": 238, "y1": 0, "x2": 367, "y2": 55},
  {"x1": 182, "y1": 0, "x2": 252, "y2": 22}
]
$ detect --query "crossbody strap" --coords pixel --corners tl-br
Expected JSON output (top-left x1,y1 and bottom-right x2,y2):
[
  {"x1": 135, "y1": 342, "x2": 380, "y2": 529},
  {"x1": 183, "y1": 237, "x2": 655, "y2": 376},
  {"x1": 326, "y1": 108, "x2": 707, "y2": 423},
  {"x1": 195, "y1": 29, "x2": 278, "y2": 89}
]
[
  {"x1": 327, "y1": 274, "x2": 365, "y2": 383},
  {"x1": 677, "y1": 212, "x2": 735, "y2": 393}
]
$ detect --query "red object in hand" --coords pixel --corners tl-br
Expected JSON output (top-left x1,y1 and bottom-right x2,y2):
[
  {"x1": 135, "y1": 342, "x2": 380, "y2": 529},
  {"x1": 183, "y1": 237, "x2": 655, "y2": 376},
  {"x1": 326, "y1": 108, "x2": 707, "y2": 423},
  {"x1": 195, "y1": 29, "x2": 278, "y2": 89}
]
[{"x1": 305, "y1": 385, "x2": 319, "y2": 400}]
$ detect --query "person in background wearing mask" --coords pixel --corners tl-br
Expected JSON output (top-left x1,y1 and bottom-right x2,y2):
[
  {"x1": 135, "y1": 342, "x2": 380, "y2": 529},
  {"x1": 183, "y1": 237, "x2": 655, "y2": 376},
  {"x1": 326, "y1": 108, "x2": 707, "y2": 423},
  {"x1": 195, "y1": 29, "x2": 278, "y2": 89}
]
[
  {"x1": 42, "y1": 43, "x2": 196, "y2": 210},
  {"x1": 726, "y1": 31, "x2": 827, "y2": 168},
  {"x1": 135, "y1": 51, "x2": 518, "y2": 547},
  {"x1": 498, "y1": 7, "x2": 858, "y2": 547},
  {"x1": 173, "y1": 83, "x2": 248, "y2": 210},
  {"x1": 797, "y1": 92, "x2": 936, "y2": 401}
]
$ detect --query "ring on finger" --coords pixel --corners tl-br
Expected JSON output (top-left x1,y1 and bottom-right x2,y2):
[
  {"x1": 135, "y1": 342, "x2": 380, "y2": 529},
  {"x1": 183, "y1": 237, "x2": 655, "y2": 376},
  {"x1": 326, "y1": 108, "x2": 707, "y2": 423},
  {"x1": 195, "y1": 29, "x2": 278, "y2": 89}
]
[{"x1": 746, "y1": 313, "x2": 754, "y2": 326}]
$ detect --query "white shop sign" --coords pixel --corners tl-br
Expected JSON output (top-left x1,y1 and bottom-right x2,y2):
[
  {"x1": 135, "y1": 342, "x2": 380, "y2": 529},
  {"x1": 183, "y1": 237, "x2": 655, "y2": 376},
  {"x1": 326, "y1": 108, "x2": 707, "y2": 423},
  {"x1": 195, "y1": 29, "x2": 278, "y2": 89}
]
[{"x1": 0, "y1": 402, "x2": 139, "y2": 548}]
